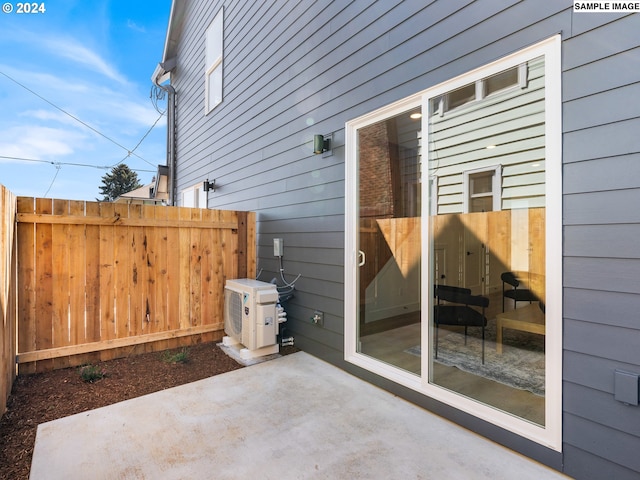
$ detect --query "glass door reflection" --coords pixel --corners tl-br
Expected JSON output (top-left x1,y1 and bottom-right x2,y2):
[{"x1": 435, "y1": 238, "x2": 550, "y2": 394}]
[
  {"x1": 428, "y1": 57, "x2": 547, "y2": 425},
  {"x1": 356, "y1": 107, "x2": 422, "y2": 375}
]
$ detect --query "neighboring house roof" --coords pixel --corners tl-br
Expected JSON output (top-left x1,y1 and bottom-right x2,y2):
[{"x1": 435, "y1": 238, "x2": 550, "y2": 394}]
[
  {"x1": 114, "y1": 183, "x2": 162, "y2": 205},
  {"x1": 114, "y1": 165, "x2": 170, "y2": 205}
]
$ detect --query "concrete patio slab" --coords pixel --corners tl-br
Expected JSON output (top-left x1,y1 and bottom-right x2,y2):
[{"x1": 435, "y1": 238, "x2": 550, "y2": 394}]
[{"x1": 30, "y1": 351, "x2": 568, "y2": 479}]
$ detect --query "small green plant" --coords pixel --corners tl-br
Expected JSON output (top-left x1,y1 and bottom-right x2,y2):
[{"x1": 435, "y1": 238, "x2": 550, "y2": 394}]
[
  {"x1": 78, "y1": 364, "x2": 106, "y2": 383},
  {"x1": 161, "y1": 347, "x2": 190, "y2": 364}
]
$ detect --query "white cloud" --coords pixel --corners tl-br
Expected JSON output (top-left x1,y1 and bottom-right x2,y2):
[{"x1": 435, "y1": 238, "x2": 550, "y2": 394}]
[
  {"x1": 0, "y1": 125, "x2": 87, "y2": 161},
  {"x1": 2, "y1": 62, "x2": 162, "y2": 137},
  {"x1": 2, "y1": 27, "x2": 130, "y2": 86},
  {"x1": 42, "y1": 37, "x2": 130, "y2": 85},
  {"x1": 19, "y1": 109, "x2": 81, "y2": 127},
  {"x1": 127, "y1": 20, "x2": 146, "y2": 33}
]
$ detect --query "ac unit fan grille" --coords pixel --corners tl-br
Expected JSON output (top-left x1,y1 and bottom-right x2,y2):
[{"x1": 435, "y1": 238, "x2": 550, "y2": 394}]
[{"x1": 226, "y1": 290, "x2": 243, "y2": 336}]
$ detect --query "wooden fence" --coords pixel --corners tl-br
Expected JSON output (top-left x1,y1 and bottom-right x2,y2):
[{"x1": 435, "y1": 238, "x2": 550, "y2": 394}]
[
  {"x1": 0, "y1": 185, "x2": 17, "y2": 414},
  {"x1": 14, "y1": 197, "x2": 255, "y2": 374}
]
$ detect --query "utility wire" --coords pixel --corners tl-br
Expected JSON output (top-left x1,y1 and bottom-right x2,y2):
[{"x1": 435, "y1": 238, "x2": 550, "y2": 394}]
[
  {"x1": 0, "y1": 155, "x2": 155, "y2": 173},
  {"x1": 43, "y1": 163, "x2": 62, "y2": 198},
  {"x1": 0, "y1": 70, "x2": 154, "y2": 165},
  {"x1": 113, "y1": 111, "x2": 165, "y2": 168}
]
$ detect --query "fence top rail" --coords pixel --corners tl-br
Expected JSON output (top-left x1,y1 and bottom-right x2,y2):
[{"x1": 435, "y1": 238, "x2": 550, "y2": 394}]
[
  {"x1": 15, "y1": 197, "x2": 248, "y2": 229},
  {"x1": 16, "y1": 213, "x2": 238, "y2": 229}
]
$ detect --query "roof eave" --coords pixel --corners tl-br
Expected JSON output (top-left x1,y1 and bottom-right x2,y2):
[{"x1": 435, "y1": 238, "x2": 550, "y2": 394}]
[
  {"x1": 162, "y1": 0, "x2": 187, "y2": 63},
  {"x1": 152, "y1": 0, "x2": 185, "y2": 85}
]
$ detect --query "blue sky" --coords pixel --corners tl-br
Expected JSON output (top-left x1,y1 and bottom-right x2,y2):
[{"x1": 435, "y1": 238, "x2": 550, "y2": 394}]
[{"x1": 0, "y1": 0, "x2": 172, "y2": 200}]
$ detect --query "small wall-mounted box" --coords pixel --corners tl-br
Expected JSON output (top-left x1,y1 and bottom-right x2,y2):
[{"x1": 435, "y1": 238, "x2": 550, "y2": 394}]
[
  {"x1": 273, "y1": 238, "x2": 284, "y2": 257},
  {"x1": 614, "y1": 370, "x2": 639, "y2": 406}
]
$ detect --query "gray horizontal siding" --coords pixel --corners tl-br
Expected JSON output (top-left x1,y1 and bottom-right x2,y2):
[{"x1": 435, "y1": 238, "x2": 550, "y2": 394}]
[
  {"x1": 565, "y1": 288, "x2": 640, "y2": 331},
  {"x1": 168, "y1": 0, "x2": 640, "y2": 476},
  {"x1": 563, "y1": 154, "x2": 640, "y2": 195},
  {"x1": 569, "y1": 10, "x2": 631, "y2": 36},
  {"x1": 563, "y1": 117, "x2": 640, "y2": 163},
  {"x1": 563, "y1": 13, "x2": 639, "y2": 70},
  {"x1": 564, "y1": 413, "x2": 640, "y2": 476},
  {"x1": 565, "y1": 225, "x2": 640, "y2": 259},
  {"x1": 564, "y1": 257, "x2": 640, "y2": 295},
  {"x1": 565, "y1": 189, "x2": 640, "y2": 225},
  {"x1": 562, "y1": 444, "x2": 640, "y2": 480},
  {"x1": 564, "y1": 318, "x2": 640, "y2": 366},
  {"x1": 563, "y1": 82, "x2": 640, "y2": 133},
  {"x1": 562, "y1": 46, "x2": 640, "y2": 102},
  {"x1": 565, "y1": 382, "x2": 640, "y2": 439}
]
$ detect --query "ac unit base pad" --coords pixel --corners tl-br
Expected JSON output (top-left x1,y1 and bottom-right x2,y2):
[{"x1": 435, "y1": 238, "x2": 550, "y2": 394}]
[{"x1": 222, "y1": 335, "x2": 279, "y2": 360}]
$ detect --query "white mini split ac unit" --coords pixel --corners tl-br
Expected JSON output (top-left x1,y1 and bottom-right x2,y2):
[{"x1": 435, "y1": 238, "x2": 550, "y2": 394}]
[{"x1": 223, "y1": 279, "x2": 280, "y2": 359}]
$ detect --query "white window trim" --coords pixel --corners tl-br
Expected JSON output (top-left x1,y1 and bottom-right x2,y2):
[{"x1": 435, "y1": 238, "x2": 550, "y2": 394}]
[
  {"x1": 463, "y1": 165, "x2": 502, "y2": 213},
  {"x1": 181, "y1": 183, "x2": 207, "y2": 208},
  {"x1": 344, "y1": 35, "x2": 562, "y2": 451},
  {"x1": 205, "y1": 7, "x2": 223, "y2": 114}
]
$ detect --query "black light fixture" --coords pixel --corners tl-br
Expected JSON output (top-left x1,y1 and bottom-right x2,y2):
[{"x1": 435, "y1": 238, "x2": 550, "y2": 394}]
[
  {"x1": 313, "y1": 134, "x2": 331, "y2": 154},
  {"x1": 203, "y1": 179, "x2": 215, "y2": 192}
]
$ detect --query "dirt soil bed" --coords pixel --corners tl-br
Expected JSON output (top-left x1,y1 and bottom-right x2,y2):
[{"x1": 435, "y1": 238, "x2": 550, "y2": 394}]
[{"x1": 0, "y1": 342, "x2": 298, "y2": 480}]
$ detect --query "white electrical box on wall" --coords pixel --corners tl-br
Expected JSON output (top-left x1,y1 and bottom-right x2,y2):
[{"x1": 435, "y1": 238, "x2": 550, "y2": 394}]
[{"x1": 273, "y1": 238, "x2": 284, "y2": 257}]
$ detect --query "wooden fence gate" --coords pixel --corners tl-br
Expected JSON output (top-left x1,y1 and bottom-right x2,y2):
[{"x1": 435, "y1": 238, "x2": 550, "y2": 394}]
[{"x1": 14, "y1": 197, "x2": 255, "y2": 374}]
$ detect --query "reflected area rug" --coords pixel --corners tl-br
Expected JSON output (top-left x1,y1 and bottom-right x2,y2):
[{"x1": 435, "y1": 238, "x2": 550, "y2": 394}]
[{"x1": 405, "y1": 324, "x2": 545, "y2": 396}]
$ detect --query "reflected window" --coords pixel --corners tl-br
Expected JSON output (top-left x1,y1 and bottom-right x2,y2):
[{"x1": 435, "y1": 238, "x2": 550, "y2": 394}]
[
  {"x1": 447, "y1": 83, "x2": 476, "y2": 111},
  {"x1": 434, "y1": 64, "x2": 528, "y2": 115},
  {"x1": 484, "y1": 66, "x2": 519, "y2": 96},
  {"x1": 464, "y1": 167, "x2": 501, "y2": 213}
]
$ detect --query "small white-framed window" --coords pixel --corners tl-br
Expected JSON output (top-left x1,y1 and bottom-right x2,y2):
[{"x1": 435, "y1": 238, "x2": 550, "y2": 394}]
[
  {"x1": 463, "y1": 166, "x2": 502, "y2": 213},
  {"x1": 483, "y1": 63, "x2": 527, "y2": 97},
  {"x1": 181, "y1": 183, "x2": 207, "y2": 208},
  {"x1": 432, "y1": 64, "x2": 527, "y2": 115},
  {"x1": 205, "y1": 8, "x2": 223, "y2": 113}
]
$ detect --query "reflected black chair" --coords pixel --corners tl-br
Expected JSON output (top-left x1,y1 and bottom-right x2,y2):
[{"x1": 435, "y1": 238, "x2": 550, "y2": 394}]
[
  {"x1": 501, "y1": 272, "x2": 537, "y2": 312},
  {"x1": 434, "y1": 285, "x2": 489, "y2": 364}
]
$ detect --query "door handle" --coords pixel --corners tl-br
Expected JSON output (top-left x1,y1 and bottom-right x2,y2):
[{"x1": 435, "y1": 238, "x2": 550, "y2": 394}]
[{"x1": 358, "y1": 250, "x2": 366, "y2": 267}]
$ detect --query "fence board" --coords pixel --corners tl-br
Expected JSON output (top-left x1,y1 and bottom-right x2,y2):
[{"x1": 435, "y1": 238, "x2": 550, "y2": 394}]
[
  {"x1": 142, "y1": 205, "x2": 156, "y2": 336},
  {"x1": 0, "y1": 184, "x2": 17, "y2": 414},
  {"x1": 13, "y1": 198, "x2": 255, "y2": 372},
  {"x1": 69, "y1": 200, "x2": 85, "y2": 349},
  {"x1": 129, "y1": 204, "x2": 143, "y2": 339},
  {"x1": 200, "y1": 209, "x2": 215, "y2": 327},
  {"x1": 16, "y1": 197, "x2": 36, "y2": 374},
  {"x1": 84, "y1": 201, "x2": 101, "y2": 365},
  {"x1": 178, "y1": 207, "x2": 191, "y2": 331},
  {"x1": 35, "y1": 198, "x2": 54, "y2": 372},
  {"x1": 52, "y1": 200, "x2": 70, "y2": 351},
  {"x1": 165, "y1": 205, "x2": 180, "y2": 333},
  {"x1": 99, "y1": 202, "x2": 116, "y2": 352}
]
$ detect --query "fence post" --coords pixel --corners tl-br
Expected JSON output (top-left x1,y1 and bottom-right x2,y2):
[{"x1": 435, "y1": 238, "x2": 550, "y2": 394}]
[
  {"x1": 0, "y1": 184, "x2": 17, "y2": 414},
  {"x1": 237, "y1": 211, "x2": 248, "y2": 279}
]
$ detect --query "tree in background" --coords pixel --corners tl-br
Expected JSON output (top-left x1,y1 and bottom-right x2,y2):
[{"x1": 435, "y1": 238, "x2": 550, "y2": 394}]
[{"x1": 98, "y1": 164, "x2": 142, "y2": 202}]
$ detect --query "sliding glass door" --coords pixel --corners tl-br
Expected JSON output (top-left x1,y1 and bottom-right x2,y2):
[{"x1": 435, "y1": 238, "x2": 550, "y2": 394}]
[
  {"x1": 356, "y1": 106, "x2": 422, "y2": 375},
  {"x1": 345, "y1": 36, "x2": 561, "y2": 450}
]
